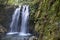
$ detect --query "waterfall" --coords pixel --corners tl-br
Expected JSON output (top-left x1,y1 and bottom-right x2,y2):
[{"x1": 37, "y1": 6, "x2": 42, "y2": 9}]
[
  {"x1": 7, "y1": 5, "x2": 31, "y2": 36},
  {"x1": 19, "y1": 5, "x2": 31, "y2": 36},
  {"x1": 7, "y1": 7, "x2": 21, "y2": 35}
]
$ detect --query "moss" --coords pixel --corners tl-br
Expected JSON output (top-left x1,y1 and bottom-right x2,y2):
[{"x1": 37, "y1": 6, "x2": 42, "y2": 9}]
[{"x1": 29, "y1": 0, "x2": 60, "y2": 40}]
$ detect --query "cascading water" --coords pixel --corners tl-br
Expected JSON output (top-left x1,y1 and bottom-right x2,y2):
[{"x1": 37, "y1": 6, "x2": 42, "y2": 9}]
[
  {"x1": 7, "y1": 5, "x2": 31, "y2": 36},
  {"x1": 7, "y1": 7, "x2": 21, "y2": 35},
  {"x1": 19, "y1": 5, "x2": 31, "y2": 36}
]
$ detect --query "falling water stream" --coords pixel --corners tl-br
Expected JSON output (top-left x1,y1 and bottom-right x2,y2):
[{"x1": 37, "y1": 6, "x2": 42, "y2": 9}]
[
  {"x1": 19, "y1": 5, "x2": 30, "y2": 36},
  {"x1": 7, "y1": 7, "x2": 21, "y2": 35},
  {"x1": 7, "y1": 5, "x2": 31, "y2": 36}
]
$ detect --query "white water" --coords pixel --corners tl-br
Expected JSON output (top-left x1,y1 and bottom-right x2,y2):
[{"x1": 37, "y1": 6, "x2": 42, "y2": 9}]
[
  {"x1": 7, "y1": 7, "x2": 21, "y2": 35},
  {"x1": 19, "y1": 5, "x2": 31, "y2": 36},
  {"x1": 7, "y1": 5, "x2": 31, "y2": 36}
]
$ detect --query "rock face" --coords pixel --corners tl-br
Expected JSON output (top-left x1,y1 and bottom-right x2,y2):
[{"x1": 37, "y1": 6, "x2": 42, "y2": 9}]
[{"x1": 0, "y1": 5, "x2": 18, "y2": 30}]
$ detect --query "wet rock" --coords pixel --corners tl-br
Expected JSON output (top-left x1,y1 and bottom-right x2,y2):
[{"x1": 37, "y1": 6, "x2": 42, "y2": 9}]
[
  {"x1": 0, "y1": 24, "x2": 7, "y2": 40},
  {"x1": 29, "y1": 36, "x2": 38, "y2": 40}
]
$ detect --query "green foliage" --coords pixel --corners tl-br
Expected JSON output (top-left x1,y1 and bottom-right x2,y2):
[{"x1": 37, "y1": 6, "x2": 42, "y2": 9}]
[
  {"x1": 29, "y1": 0, "x2": 60, "y2": 40},
  {"x1": 0, "y1": 0, "x2": 8, "y2": 5},
  {"x1": 8, "y1": 0, "x2": 15, "y2": 5}
]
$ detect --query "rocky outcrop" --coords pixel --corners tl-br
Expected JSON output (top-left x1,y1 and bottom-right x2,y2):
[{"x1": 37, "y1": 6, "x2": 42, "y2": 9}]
[
  {"x1": 0, "y1": 24, "x2": 7, "y2": 40},
  {"x1": 29, "y1": 36, "x2": 38, "y2": 40}
]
